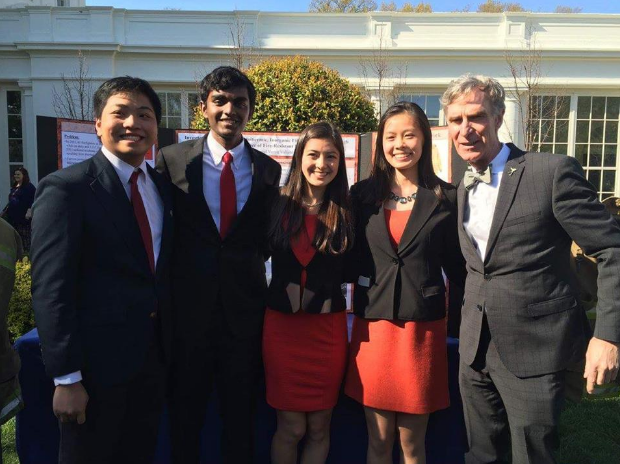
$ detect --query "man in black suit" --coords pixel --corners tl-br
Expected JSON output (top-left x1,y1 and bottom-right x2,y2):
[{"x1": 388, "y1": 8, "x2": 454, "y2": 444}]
[
  {"x1": 156, "y1": 66, "x2": 281, "y2": 463},
  {"x1": 31, "y1": 77, "x2": 173, "y2": 464},
  {"x1": 442, "y1": 74, "x2": 620, "y2": 463}
]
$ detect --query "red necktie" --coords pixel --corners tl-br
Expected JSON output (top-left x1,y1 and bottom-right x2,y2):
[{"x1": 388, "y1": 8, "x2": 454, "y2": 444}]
[
  {"x1": 220, "y1": 151, "x2": 237, "y2": 238},
  {"x1": 129, "y1": 169, "x2": 155, "y2": 273}
]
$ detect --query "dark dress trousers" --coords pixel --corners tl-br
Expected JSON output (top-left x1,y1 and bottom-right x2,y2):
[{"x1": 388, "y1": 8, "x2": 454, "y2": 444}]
[
  {"x1": 351, "y1": 178, "x2": 466, "y2": 323},
  {"x1": 156, "y1": 135, "x2": 281, "y2": 464},
  {"x1": 30, "y1": 151, "x2": 174, "y2": 464},
  {"x1": 457, "y1": 144, "x2": 620, "y2": 464}
]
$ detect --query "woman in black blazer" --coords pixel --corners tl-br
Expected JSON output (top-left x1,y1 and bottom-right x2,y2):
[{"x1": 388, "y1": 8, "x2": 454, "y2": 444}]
[
  {"x1": 1, "y1": 167, "x2": 36, "y2": 251},
  {"x1": 344, "y1": 102, "x2": 466, "y2": 464},
  {"x1": 263, "y1": 121, "x2": 355, "y2": 464}
]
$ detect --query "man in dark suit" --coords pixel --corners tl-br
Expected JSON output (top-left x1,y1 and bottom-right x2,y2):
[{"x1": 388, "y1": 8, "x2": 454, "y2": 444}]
[
  {"x1": 156, "y1": 66, "x2": 281, "y2": 463},
  {"x1": 31, "y1": 76, "x2": 173, "y2": 464},
  {"x1": 442, "y1": 74, "x2": 620, "y2": 464}
]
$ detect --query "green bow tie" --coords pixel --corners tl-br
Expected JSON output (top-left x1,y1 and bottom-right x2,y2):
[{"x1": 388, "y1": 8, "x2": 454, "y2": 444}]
[{"x1": 464, "y1": 165, "x2": 492, "y2": 191}]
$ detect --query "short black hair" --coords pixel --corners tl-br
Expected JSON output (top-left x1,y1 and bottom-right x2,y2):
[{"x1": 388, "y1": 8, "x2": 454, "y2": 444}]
[
  {"x1": 93, "y1": 76, "x2": 162, "y2": 124},
  {"x1": 199, "y1": 66, "x2": 256, "y2": 112}
]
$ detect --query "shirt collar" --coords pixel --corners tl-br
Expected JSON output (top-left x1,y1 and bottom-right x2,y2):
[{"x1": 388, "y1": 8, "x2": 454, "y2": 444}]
[
  {"x1": 206, "y1": 132, "x2": 246, "y2": 169},
  {"x1": 101, "y1": 145, "x2": 149, "y2": 185}
]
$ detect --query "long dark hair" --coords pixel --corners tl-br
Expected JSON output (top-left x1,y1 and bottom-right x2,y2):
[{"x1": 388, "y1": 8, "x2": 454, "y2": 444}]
[
  {"x1": 269, "y1": 121, "x2": 354, "y2": 255},
  {"x1": 368, "y1": 101, "x2": 443, "y2": 202},
  {"x1": 13, "y1": 167, "x2": 30, "y2": 188}
]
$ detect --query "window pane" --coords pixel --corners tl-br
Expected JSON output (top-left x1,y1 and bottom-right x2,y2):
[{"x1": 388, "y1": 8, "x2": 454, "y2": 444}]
[
  {"x1": 540, "y1": 144, "x2": 553, "y2": 153},
  {"x1": 426, "y1": 96, "x2": 440, "y2": 120},
  {"x1": 554, "y1": 144, "x2": 568, "y2": 155},
  {"x1": 541, "y1": 96, "x2": 554, "y2": 118},
  {"x1": 7, "y1": 91, "x2": 21, "y2": 114},
  {"x1": 603, "y1": 170, "x2": 616, "y2": 191},
  {"x1": 556, "y1": 96, "x2": 570, "y2": 119},
  {"x1": 8, "y1": 116, "x2": 22, "y2": 138},
  {"x1": 556, "y1": 120, "x2": 569, "y2": 143},
  {"x1": 157, "y1": 93, "x2": 167, "y2": 113},
  {"x1": 412, "y1": 95, "x2": 425, "y2": 108},
  {"x1": 591, "y1": 121, "x2": 604, "y2": 143},
  {"x1": 540, "y1": 120, "x2": 553, "y2": 144},
  {"x1": 167, "y1": 93, "x2": 181, "y2": 116},
  {"x1": 577, "y1": 97, "x2": 591, "y2": 119},
  {"x1": 604, "y1": 146, "x2": 617, "y2": 167},
  {"x1": 574, "y1": 145, "x2": 588, "y2": 166},
  {"x1": 529, "y1": 96, "x2": 541, "y2": 120},
  {"x1": 605, "y1": 121, "x2": 618, "y2": 144},
  {"x1": 607, "y1": 97, "x2": 620, "y2": 120},
  {"x1": 9, "y1": 140, "x2": 23, "y2": 162},
  {"x1": 587, "y1": 170, "x2": 601, "y2": 190},
  {"x1": 576, "y1": 121, "x2": 590, "y2": 143},
  {"x1": 429, "y1": 119, "x2": 439, "y2": 127},
  {"x1": 589, "y1": 145, "x2": 603, "y2": 167},
  {"x1": 188, "y1": 92, "x2": 200, "y2": 112},
  {"x1": 592, "y1": 97, "x2": 606, "y2": 119},
  {"x1": 166, "y1": 116, "x2": 182, "y2": 129}
]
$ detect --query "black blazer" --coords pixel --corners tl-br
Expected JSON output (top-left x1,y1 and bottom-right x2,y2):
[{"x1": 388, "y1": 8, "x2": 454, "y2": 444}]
[
  {"x1": 31, "y1": 151, "x2": 174, "y2": 387},
  {"x1": 267, "y1": 242, "x2": 347, "y2": 314},
  {"x1": 351, "y1": 178, "x2": 465, "y2": 321},
  {"x1": 156, "y1": 136, "x2": 281, "y2": 338}
]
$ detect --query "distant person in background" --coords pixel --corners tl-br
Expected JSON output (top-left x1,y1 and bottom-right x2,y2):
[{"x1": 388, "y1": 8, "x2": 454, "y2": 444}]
[
  {"x1": 263, "y1": 122, "x2": 354, "y2": 464},
  {"x1": 0, "y1": 218, "x2": 25, "y2": 464},
  {"x1": 345, "y1": 101, "x2": 466, "y2": 464},
  {"x1": 1, "y1": 167, "x2": 36, "y2": 252}
]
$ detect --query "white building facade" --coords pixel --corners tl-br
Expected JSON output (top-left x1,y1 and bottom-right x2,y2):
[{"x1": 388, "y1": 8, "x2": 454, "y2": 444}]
[{"x1": 1, "y1": 6, "x2": 620, "y2": 200}]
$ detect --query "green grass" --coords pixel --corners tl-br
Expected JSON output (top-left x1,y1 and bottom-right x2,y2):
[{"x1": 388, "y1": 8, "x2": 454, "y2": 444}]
[{"x1": 1, "y1": 397, "x2": 619, "y2": 463}]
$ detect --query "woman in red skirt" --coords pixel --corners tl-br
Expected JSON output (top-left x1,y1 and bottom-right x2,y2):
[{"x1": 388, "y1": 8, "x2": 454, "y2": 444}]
[
  {"x1": 263, "y1": 121, "x2": 355, "y2": 464},
  {"x1": 345, "y1": 102, "x2": 466, "y2": 464}
]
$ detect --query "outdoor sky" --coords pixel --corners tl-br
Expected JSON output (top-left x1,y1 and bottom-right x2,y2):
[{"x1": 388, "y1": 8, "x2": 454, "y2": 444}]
[{"x1": 86, "y1": 0, "x2": 620, "y2": 14}]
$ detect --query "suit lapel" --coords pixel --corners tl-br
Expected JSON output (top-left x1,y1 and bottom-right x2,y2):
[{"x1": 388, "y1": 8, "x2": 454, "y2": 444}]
[
  {"x1": 185, "y1": 136, "x2": 220, "y2": 241},
  {"x1": 397, "y1": 187, "x2": 438, "y2": 254},
  {"x1": 147, "y1": 164, "x2": 173, "y2": 277},
  {"x1": 484, "y1": 144, "x2": 526, "y2": 264},
  {"x1": 88, "y1": 151, "x2": 151, "y2": 273},
  {"x1": 366, "y1": 203, "x2": 398, "y2": 259},
  {"x1": 457, "y1": 180, "x2": 483, "y2": 265}
]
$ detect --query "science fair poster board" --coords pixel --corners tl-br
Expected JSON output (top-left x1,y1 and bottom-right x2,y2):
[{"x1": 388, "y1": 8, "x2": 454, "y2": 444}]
[
  {"x1": 57, "y1": 119, "x2": 156, "y2": 169},
  {"x1": 176, "y1": 130, "x2": 360, "y2": 311},
  {"x1": 176, "y1": 130, "x2": 360, "y2": 187}
]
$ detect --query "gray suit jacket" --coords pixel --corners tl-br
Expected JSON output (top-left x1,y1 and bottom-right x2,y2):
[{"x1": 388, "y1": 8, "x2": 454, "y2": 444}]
[{"x1": 457, "y1": 144, "x2": 620, "y2": 378}]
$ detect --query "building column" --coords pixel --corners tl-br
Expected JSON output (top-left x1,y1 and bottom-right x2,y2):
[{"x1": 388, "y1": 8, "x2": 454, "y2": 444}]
[
  {"x1": 18, "y1": 80, "x2": 37, "y2": 185},
  {"x1": 501, "y1": 94, "x2": 523, "y2": 148}
]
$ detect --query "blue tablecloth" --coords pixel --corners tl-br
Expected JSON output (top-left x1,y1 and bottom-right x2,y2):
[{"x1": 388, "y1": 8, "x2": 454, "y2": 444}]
[{"x1": 15, "y1": 319, "x2": 465, "y2": 463}]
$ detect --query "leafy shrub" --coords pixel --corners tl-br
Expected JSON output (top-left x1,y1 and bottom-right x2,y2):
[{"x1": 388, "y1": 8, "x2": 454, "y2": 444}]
[
  {"x1": 191, "y1": 56, "x2": 378, "y2": 133},
  {"x1": 7, "y1": 258, "x2": 34, "y2": 342}
]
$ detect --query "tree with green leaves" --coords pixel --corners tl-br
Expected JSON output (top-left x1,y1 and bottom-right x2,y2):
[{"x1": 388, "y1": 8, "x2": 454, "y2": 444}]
[
  {"x1": 192, "y1": 56, "x2": 377, "y2": 132},
  {"x1": 309, "y1": 0, "x2": 377, "y2": 12}
]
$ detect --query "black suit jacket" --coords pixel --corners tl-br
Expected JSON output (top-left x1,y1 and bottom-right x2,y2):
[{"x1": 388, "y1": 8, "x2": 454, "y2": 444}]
[
  {"x1": 31, "y1": 151, "x2": 174, "y2": 387},
  {"x1": 351, "y1": 178, "x2": 466, "y2": 321},
  {"x1": 267, "y1": 242, "x2": 348, "y2": 314},
  {"x1": 156, "y1": 136, "x2": 281, "y2": 338},
  {"x1": 457, "y1": 144, "x2": 620, "y2": 377}
]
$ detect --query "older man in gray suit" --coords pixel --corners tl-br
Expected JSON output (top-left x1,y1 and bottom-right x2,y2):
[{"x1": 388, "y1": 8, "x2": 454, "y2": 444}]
[{"x1": 442, "y1": 74, "x2": 620, "y2": 464}]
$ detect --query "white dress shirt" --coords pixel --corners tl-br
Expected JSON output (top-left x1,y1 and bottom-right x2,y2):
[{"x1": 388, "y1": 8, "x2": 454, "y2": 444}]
[
  {"x1": 54, "y1": 146, "x2": 164, "y2": 387},
  {"x1": 463, "y1": 143, "x2": 510, "y2": 262},
  {"x1": 203, "y1": 132, "x2": 253, "y2": 231}
]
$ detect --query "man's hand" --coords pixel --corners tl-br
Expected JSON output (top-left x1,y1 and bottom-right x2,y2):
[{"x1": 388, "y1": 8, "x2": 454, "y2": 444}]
[
  {"x1": 53, "y1": 382, "x2": 89, "y2": 424},
  {"x1": 584, "y1": 337, "x2": 620, "y2": 394}
]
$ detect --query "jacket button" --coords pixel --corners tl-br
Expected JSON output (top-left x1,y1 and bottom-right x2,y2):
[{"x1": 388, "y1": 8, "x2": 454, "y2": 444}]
[
  {"x1": 484, "y1": 274, "x2": 492, "y2": 281},
  {"x1": 476, "y1": 304, "x2": 483, "y2": 312},
  {"x1": 392, "y1": 258, "x2": 399, "y2": 265},
  {"x1": 149, "y1": 312, "x2": 157, "y2": 319}
]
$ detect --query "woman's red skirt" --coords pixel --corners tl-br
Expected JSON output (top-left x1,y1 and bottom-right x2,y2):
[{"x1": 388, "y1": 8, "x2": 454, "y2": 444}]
[
  {"x1": 263, "y1": 308, "x2": 348, "y2": 412},
  {"x1": 344, "y1": 315, "x2": 449, "y2": 414}
]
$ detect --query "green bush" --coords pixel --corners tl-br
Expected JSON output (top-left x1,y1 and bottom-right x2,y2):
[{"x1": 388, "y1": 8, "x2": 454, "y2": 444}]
[
  {"x1": 8, "y1": 257, "x2": 34, "y2": 342},
  {"x1": 191, "y1": 56, "x2": 378, "y2": 133}
]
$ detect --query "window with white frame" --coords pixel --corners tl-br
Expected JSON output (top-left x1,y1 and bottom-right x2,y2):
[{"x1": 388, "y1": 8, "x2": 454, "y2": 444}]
[
  {"x1": 529, "y1": 95, "x2": 570, "y2": 155},
  {"x1": 575, "y1": 96, "x2": 620, "y2": 200},
  {"x1": 398, "y1": 94, "x2": 442, "y2": 126},
  {"x1": 7, "y1": 90, "x2": 23, "y2": 186},
  {"x1": 157, "y1": 91, "x2": 200, "y2": 129}
]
